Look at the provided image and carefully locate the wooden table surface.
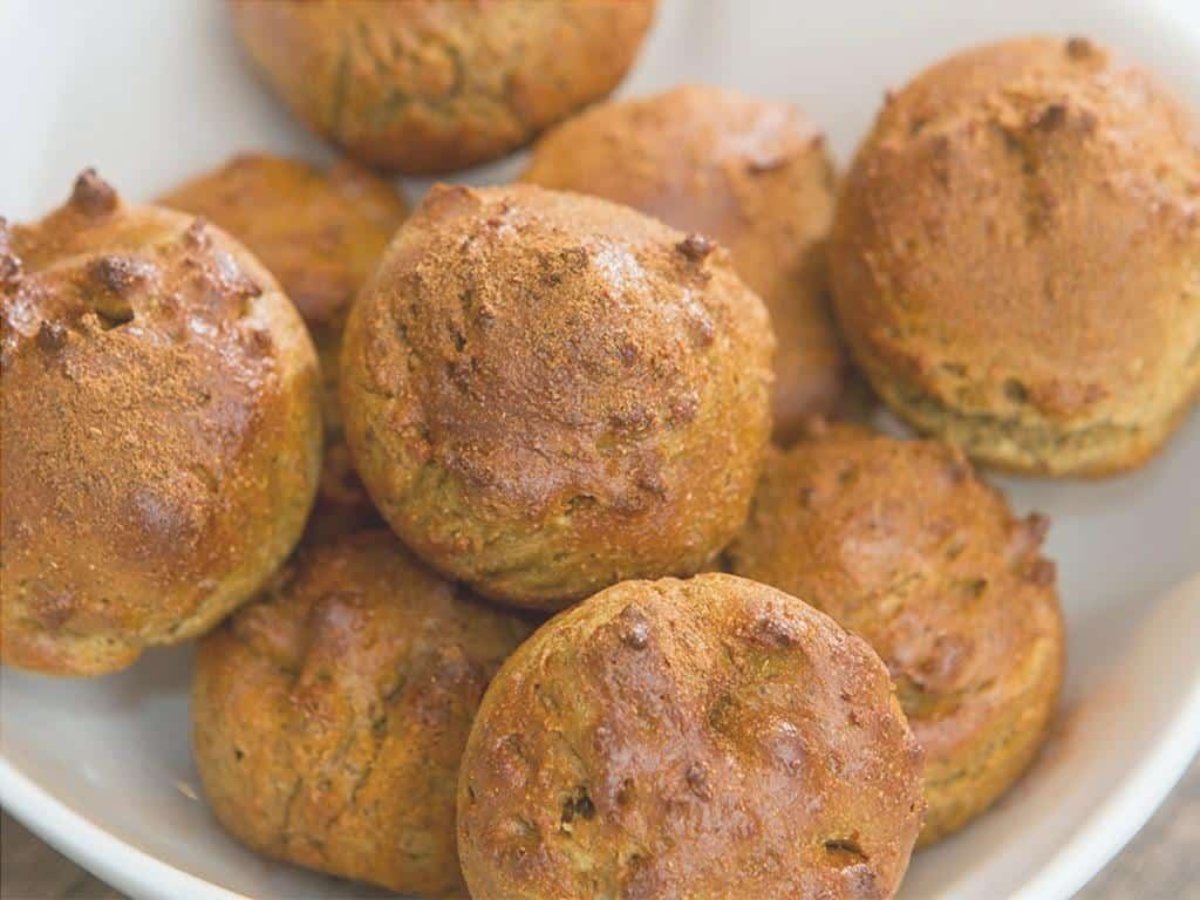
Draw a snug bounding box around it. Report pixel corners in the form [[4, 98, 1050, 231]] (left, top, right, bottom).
[[2, 757, 1196, 899]]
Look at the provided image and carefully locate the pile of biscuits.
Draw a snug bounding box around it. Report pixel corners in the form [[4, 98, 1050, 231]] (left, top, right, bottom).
[[2, 2, 1197, 897]]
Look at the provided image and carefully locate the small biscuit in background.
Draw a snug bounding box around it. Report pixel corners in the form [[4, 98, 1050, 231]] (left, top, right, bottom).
[[161, 153, 409, 539], [728, 424, 1064, 845], [457, 573, 925, 899], [228, 0, 658, 174], [192, 530, 534, 896], [830, 36, 1200, 475], [523, 84, 850, 442], [1, 171, 322, 675], [341, 183, 774, 608]]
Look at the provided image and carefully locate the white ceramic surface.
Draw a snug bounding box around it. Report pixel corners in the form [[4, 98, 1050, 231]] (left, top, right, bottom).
[[1, 1, 1198, 898]]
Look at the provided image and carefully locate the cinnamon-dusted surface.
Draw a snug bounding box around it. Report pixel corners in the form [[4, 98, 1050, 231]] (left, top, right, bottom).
[[728, 424, 1065, 845], [192, 530, 533, 896], [0, 171, 322, 676], [523, 84, 849, 441], [457, 573, 925, 899], [161, 153, 408, 540], [228, 0, 657, 175], [830, 37, 1200, 475], [340, 184, 774, 608]]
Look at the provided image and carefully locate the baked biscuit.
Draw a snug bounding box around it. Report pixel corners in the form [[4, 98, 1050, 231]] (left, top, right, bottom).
[[192, 529, 533, 895], [524, 84, 848, 440], [0, 171, 322, 675], [457, 573, 925, 899], [340, 184, 774, 608], [728, 424, 1064, 844], [830, 37, 1200, 474], [229, 0, 657, 174]]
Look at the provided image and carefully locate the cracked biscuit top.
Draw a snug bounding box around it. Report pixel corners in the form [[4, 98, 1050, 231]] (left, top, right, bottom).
[[228, 0, 658, 174], [192, 529, 534, 896], [457, 573, 925, 900], [830, 37, 1200, 474], [0, 171, 322, 675], [728, 423, 1064, 845], [339, 183, 775, 608]]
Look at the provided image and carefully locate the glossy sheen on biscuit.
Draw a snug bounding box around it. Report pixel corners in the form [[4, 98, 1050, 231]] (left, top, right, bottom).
[[161, 153, 409, 539], [457, 573, 925, 899], [229, 0, 657, 174], [192, 530, 533, 896], [523, 84, 848, 441], [0, 171, 322, 676], [830, 37, 1200, 475], [728, 425, 1064, 845], [340, 184, 775, 608]]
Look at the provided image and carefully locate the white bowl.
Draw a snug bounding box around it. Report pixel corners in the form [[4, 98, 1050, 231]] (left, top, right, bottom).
[[1, 1, 1198, 898]]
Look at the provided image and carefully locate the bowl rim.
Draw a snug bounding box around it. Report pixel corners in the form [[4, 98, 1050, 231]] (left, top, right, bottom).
[[1007, 575, 1200, 900], [0, 756, 245, 900]]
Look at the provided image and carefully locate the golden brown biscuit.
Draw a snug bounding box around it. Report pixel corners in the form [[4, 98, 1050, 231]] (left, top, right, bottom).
[[193, 529, 533, 895], [523, 84, 849, 441], [728, 424, 1064, 845], [830, 37, 1200, 475], [228, 0, 657, 175], [457, 573, 925, 899], [341, 183, 774, 609], [0, 171, 322, 676], [160, 153, 409, 538]]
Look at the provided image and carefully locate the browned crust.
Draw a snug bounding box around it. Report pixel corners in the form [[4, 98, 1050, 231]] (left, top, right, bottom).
[[160, 152, 409, 539], [340, 183, 774, 608], [523, 83, 849, 440], [0, 171, 322, 675], [193, 530, 535, 895], [457, 573, 925, 899], [728, 424, 1065, 844], [830, 36, 1200, 475], [228, 0, 658, 174]]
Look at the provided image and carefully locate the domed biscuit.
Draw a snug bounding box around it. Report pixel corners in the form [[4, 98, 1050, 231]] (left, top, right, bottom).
[[728, 424, 1064, 844], [193, 530, 534, 895], [457, 573, 925, 899], [161, 153, 409, 538], [830, 37, 1200, 474], [523, 84, 848, 441], [340, 184, 774, 608], [0, 171, 322, 675], [229, 0, 657, 174]]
